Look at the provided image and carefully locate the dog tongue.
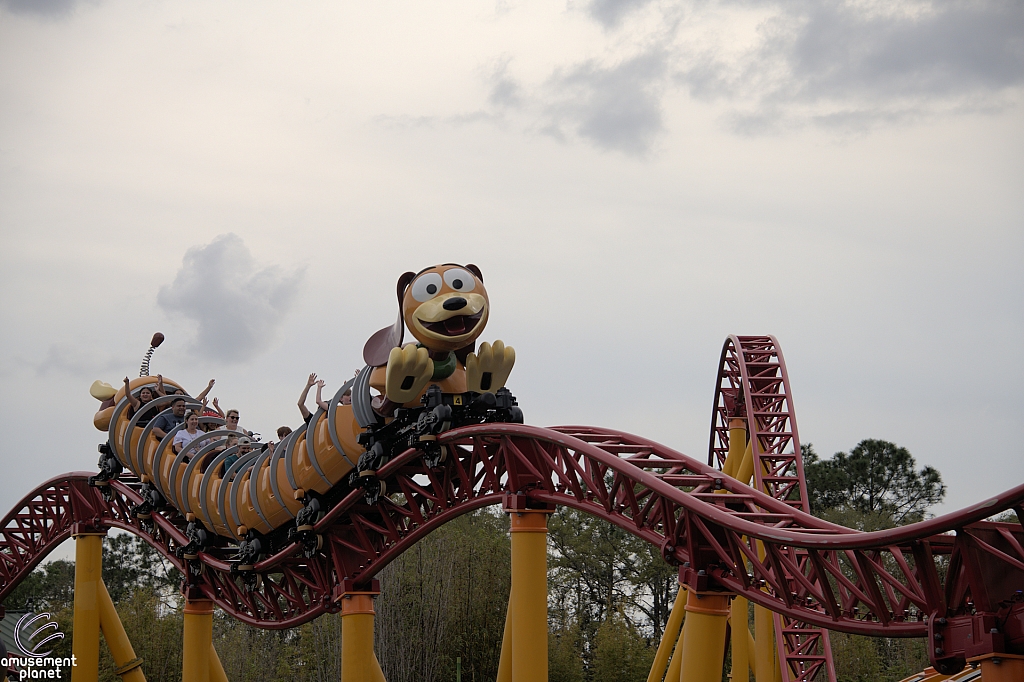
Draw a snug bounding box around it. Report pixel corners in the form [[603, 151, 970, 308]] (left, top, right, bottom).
[[444, 316, 467, 334]]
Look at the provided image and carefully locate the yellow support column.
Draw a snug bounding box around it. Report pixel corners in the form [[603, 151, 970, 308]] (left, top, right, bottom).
[[96, 580, 145, 681], [734, 439, 755, 492], [746, 626, 758, 679], [664, 623, 684, 682], [753, 601, 776, 682], [678, 590, 731, 682], [730, 596, 749, 682], [339, 586, 386, 682], [182, 598, 214, 682], [647, 587, 686, 682], [722, 418, 748, 479], [496, 601, 512, 682], [72, 531, 105, 682], [210, 644, 229, 682], [505, 499, 553, 682]]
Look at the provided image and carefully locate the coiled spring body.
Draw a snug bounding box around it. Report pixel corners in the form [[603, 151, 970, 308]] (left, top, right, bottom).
[[93, 364, 475, 541]]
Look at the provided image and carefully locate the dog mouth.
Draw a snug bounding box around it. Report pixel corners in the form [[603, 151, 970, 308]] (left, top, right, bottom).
[[420, 312, 483, 337]]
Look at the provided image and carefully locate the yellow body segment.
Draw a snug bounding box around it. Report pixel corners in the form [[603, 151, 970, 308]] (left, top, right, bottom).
[[210, 644, 229, 682], [92, 266, 510, 546], [664, 624, 684, 682]]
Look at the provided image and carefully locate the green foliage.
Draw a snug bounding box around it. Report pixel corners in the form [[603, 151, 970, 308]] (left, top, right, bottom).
[[803, 438, 944, 681], [550, 620, 585, 682], [547, 506, 673, 679], [295, 611, 343, 682], [589, 611, 654, 682], [101, 533, 181, 602], [375, 509, 512, 682], [98, 588, 183, 682], [4, 558, 76, 613], [827, 631, 929, 682], [803, 440, 945, 525], [213, 615, 298, 681]]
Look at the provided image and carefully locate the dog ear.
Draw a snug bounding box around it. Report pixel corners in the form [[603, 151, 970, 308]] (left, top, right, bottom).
[[363, 271, 416, 367], [465, 264, 482, 282], [396, 270, 416, 304]]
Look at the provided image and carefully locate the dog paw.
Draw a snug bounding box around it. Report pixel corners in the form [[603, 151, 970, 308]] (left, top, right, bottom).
[[385, 345, 432, 403], [466, 340, 515, 393]]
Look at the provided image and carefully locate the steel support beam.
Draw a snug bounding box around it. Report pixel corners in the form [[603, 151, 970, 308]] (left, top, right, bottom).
[[72, 531, 105, 682], [502, 502, 553, 682], [339, 588, 386, 682], [679, 591, 731, 682], [183, 598, 214, 682], [97, 579, 145, 681], [647, 588, 687, 682]]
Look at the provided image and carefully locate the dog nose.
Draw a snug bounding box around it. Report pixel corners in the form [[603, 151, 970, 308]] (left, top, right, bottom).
[[443, 297, 467, 311]]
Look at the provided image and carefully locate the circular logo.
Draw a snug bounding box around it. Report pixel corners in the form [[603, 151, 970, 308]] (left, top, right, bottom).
[[14, 613, 65, 658]]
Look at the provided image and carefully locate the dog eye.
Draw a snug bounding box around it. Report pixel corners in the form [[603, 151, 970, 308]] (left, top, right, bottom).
[[411, 273, 444, 302], [443, 268, 475, 293]]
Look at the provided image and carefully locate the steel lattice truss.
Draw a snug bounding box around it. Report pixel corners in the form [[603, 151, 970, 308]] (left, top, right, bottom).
[[1, 427, 1022, 677], [710, 335, 830, 681], [1, 335, 1022, 679]]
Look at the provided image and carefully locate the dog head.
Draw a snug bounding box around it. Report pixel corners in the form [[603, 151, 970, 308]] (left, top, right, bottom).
[[363, 264, 487, 366]]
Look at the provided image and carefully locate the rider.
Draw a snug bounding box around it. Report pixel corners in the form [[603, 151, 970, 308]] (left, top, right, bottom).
[[151, 397, 187, 440]]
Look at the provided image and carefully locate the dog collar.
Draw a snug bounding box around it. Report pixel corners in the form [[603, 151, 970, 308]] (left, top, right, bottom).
[[421, 347, 457, 381]]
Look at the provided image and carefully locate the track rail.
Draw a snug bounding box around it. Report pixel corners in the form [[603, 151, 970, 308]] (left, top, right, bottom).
[[1, 426, 1022, 675], [710, 335, 829, 681]]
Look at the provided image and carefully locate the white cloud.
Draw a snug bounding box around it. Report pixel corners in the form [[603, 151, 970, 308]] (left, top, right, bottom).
[[157, 234, 304, 364]]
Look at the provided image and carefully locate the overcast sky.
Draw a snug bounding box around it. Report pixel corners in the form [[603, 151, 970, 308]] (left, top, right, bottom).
[[1, 1, 1021, 531]]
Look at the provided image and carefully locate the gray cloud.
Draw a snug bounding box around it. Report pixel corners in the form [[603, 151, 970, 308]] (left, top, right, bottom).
[[786, 1, 1024, 99], [157, 234, 304, 364], [489, 60, 524, 109], [542, 50, 668, 155], [382, 0, 1021, 149], [0, 0, 86, 18], [679, 0, 1024, 130], [585, 0, 656, 29]]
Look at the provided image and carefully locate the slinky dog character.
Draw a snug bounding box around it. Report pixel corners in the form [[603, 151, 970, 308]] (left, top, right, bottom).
[[88, 264, 519, 564], [363, 263, 515, 412]]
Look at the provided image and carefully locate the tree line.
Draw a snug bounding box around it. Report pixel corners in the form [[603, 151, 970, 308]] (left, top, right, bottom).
[[3, 439, 948, 682]]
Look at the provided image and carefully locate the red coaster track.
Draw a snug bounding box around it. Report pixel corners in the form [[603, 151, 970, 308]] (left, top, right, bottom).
[[1, 339, 1021, 678]]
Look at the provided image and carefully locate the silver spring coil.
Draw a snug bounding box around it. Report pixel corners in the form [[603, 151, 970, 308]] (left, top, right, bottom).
[[139, 346, 156, 377]]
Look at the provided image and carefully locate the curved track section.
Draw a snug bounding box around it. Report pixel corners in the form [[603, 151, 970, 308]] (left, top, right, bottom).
[[2, 426, 1022, 674], [710, 334, 807, 509], [710, 335, 824, 680]]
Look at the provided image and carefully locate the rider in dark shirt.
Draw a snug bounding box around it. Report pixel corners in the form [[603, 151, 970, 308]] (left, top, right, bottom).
[[124, 379, 159, 427], [151, 398, 187, 440]]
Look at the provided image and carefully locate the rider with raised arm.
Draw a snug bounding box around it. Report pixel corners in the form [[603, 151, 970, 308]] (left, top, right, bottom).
[[297, 373, 320, 424], [123, 377, 159, 427]]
